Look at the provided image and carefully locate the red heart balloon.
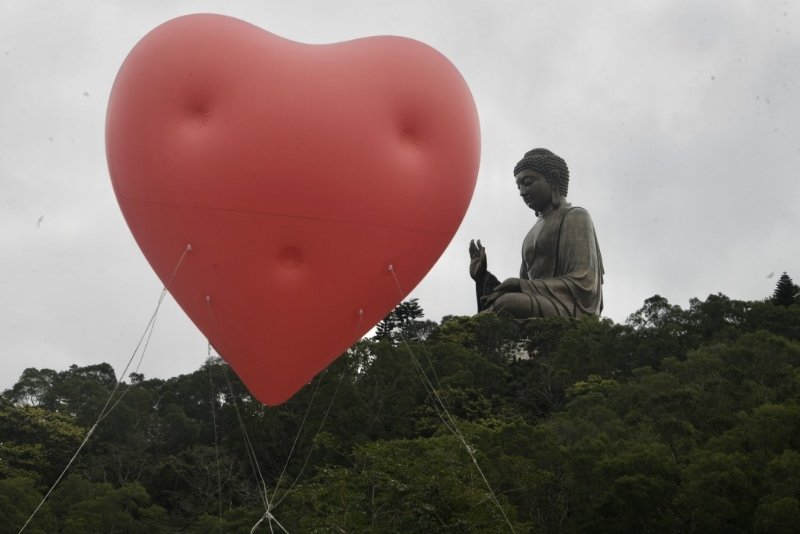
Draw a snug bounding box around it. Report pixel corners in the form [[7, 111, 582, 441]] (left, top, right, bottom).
[[106, 14, 480, 405]]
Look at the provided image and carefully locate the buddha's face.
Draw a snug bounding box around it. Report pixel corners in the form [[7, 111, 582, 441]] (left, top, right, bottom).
[[516, 169, 552, 212]]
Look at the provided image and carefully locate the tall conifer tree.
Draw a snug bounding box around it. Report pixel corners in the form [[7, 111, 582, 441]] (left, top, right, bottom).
[[772, 272, 800, 307]]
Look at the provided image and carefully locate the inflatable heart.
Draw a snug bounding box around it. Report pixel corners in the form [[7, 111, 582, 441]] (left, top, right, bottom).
[[106, 14, 480, 405]]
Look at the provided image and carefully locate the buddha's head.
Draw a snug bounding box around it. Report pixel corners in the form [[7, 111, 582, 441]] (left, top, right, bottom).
[[513, 148, 569, 214]]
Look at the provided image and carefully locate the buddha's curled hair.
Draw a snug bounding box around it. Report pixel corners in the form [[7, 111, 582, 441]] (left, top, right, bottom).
[[513, 148, 569, 197]]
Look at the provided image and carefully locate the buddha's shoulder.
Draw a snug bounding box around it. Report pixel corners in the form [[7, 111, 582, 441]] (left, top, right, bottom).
[[560, 204, 591, 216], [561, 206, 596, 225]]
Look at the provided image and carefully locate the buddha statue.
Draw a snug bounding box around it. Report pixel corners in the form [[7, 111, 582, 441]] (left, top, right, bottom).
[[469, 148, 604, 319]]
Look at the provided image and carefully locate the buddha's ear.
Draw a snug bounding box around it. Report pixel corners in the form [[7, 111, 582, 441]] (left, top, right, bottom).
[[551, 187, 561, 208], [549, 170, 561, 207]]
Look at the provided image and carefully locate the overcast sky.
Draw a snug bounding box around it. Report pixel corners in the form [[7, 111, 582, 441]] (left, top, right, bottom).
[[2, 0, 799, 393]]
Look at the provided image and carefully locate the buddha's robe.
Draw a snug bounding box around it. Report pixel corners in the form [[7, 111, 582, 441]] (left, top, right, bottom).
[[475, 203, 604, 318]]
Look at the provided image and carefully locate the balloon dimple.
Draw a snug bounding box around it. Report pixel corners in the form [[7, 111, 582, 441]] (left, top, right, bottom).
[[186, 101, 210, 129], [278, 246, 303, 270], [399, 126, 421, 149]]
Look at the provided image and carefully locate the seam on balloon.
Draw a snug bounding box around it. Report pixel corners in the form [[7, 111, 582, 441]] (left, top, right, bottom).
[[118, 195, 456, 235]]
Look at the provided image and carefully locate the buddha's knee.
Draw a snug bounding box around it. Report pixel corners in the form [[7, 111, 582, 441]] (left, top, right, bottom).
[[488, 293, 535, 319]]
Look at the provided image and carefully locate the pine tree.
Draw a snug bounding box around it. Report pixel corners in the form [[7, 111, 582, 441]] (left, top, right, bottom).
[[373, 311, 397, 342], [393, 298, 424, 325], [771, 272, 800, 307], [372, 299, 425, 343]]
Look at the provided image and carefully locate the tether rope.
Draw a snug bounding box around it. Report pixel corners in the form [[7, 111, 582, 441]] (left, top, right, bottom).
[[208, 344, 223, 533], [388, 265, 517, 534], [205, 298, 275, 528], [18, 244, 192, 534], [204, 299, 366, 532], [271, 309, 363, 511]]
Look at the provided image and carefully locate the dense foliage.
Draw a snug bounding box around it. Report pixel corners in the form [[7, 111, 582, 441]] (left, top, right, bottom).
[[3, 291, 800, 533]]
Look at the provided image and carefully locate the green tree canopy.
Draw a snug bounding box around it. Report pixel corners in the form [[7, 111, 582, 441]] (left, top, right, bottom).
[[3, 292, 800, 532]]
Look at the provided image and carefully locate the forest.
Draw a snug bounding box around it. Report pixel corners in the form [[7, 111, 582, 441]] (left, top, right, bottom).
[[2, 274, 800, 533]]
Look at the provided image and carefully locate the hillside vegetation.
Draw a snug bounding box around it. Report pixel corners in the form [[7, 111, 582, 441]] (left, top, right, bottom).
[[3, 293, 800, 533]]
